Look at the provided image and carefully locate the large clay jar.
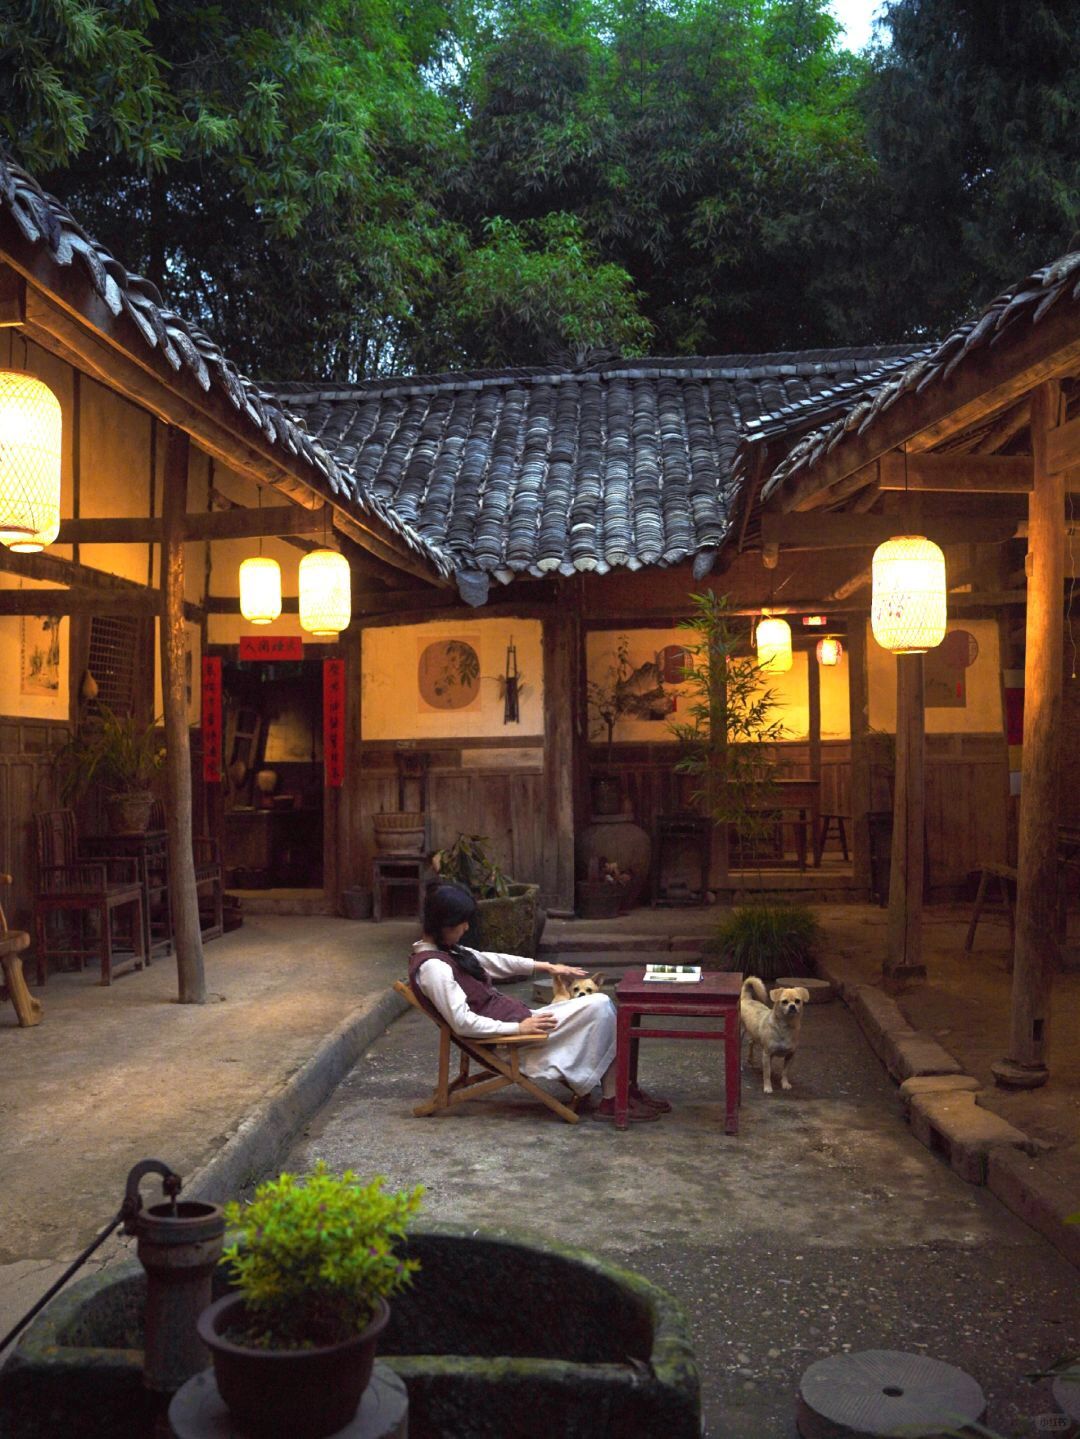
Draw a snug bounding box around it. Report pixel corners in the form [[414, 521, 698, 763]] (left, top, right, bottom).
[[577, 814, 652, 910]]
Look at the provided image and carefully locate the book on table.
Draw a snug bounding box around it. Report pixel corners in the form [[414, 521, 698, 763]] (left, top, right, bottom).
[[642, 964, 702, 983]]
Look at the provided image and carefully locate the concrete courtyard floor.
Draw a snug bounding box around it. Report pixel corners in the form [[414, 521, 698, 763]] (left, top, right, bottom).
[[1, 900, 1078, 1436]]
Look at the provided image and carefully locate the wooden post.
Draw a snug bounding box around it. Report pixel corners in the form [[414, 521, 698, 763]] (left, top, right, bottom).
[[885, 653, 927, 984], [847, 620, 872, 894], [993, 382, 1063, 1089], [542, 605, 578, 913], [160, 425, 206, 1003], [807, 646, 822, 865]]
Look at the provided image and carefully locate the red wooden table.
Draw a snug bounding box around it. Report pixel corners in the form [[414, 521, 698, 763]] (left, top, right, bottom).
[[614, 968, 743, 1133]]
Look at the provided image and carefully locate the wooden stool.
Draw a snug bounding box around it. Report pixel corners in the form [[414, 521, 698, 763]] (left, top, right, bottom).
[[1, 874, 42, 1027], [965, 862, 1016, 959], [372, 855, 428, 922], [816, 813, 849, 864]]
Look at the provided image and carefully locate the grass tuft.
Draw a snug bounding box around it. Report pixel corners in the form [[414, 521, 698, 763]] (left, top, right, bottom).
[[704, 903, 819, 982]]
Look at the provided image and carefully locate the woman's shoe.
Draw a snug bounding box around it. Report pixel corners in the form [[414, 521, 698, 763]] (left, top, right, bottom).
[[630, 1084, 672, 1113], [590, 1096, 661, 1123]]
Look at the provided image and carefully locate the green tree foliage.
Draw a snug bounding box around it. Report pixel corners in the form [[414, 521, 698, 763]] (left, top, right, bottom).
[[863, 0, 1080, 338]]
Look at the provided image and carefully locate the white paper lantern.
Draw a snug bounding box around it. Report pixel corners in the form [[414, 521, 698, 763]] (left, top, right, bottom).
[[0, 372, 62, 552], [816, 636, 843, 667], [239, 555, 282, 625], [871, 535, 947, 654], [299, 549, 351, 637], [756, 614, 793, 674]]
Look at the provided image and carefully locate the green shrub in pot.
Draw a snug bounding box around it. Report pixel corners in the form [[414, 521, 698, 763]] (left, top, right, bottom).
[[704, 903, 819, 984]]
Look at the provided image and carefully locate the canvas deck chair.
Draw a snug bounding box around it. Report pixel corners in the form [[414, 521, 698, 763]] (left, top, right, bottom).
[[393, 981, 579, 1124]]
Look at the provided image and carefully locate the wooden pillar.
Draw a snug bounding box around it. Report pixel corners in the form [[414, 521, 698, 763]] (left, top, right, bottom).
[[808, 645, 822, 864], [160, 425, 206, 1004], [542, 603, 578, 913], [337, 628, 364, 897], [846, 620, 872, 894], [885, 652, 927, 984], [994, 382, 1062, 1089]]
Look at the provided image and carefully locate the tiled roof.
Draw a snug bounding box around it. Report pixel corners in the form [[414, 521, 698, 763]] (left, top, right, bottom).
[[0, 155, 454, 579], [272, 346, 920, 592], [763, 252, 1080, 504]]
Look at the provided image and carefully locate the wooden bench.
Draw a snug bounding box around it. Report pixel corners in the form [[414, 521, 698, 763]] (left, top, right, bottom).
[[393, 980, 579, 1124], [964, 862, 1016, 964], [1, 873, 42, 1027], [815, 813, 849, 864]]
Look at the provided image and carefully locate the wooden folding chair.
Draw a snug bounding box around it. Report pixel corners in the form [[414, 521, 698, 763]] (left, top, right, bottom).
[[393, 981, 579, 1124]]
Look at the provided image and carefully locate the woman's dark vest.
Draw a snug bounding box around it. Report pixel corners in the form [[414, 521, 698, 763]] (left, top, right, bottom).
[[409, 946, 530, 1026]]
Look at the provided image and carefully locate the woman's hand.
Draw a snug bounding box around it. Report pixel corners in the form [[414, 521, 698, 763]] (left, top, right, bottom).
[[518, 1012, 559, 1035], [537, 961, 588, 978]]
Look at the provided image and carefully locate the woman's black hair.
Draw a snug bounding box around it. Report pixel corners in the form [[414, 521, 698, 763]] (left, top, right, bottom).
[[422, 883, 486, 980]]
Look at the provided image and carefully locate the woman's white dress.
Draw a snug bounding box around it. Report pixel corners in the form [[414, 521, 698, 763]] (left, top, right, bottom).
[[412, 943, 616, 1097]]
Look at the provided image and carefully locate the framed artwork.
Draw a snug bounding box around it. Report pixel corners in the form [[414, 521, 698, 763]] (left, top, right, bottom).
[[418, 638, 481, 712], [926, 629, 979, 708], [21, 615, 61, 695]]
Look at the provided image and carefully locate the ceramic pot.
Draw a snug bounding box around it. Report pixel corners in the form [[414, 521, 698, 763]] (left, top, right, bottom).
[[577, 814, 652, 910], [342, 886, 373, 921], [197, 1293, 389, 1439], [104, 791, 154, 835]]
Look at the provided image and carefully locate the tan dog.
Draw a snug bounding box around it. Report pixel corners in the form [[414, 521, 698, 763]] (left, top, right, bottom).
[[550, 972, 605, 1004], [740, 976, 810, 1094]]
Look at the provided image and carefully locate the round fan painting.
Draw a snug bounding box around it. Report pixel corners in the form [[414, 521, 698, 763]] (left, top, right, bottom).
[[418, 640, 481, 710]]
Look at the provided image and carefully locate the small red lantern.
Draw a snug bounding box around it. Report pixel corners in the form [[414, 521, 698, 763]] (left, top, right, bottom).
[[816, 637, 843, 667]]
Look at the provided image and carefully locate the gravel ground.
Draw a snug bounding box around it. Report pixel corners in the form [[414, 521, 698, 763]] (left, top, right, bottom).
[[280, 982, 1080, 1438]]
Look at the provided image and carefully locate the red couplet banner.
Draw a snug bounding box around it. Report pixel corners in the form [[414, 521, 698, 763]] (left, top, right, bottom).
[[201, 656, 223, 784], [323, 658, 345, 788], [238, 635, 304, 662]]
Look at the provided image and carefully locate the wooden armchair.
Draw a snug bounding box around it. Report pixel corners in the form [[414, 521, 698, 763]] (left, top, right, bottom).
[[33, 810, 145, 986], [393, 981, 579, 1124], [149, 801, 224, 943], [1, 873, 42, 1026]]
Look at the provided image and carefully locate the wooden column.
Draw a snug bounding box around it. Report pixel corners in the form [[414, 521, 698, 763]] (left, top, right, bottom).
[[542, 604, 578, 913], [846, 620, 872, 894], [160, 426, 206, 1004], [994, 382, 1063, 1088], [808, 646, 822, 864], [885, 653, 927, 984], [337, 628, 364, 899]]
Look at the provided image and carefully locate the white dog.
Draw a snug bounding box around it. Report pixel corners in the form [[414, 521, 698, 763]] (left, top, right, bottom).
[[740, 977, 810, 1094]]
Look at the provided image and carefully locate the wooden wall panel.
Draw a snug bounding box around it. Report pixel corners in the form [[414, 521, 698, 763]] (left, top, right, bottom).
[[925, 735, 1008, 886], [0, 719, 69, 932]]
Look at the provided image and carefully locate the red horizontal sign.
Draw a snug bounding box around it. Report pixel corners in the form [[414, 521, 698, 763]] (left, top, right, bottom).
[[239, 635, 304, 662]]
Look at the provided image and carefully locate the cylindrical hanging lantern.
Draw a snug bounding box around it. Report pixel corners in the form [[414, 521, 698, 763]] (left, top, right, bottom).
[[871, 535, 947, 654], [239, 555, 282, 625], [816, 636, 843, 667], [756, 614, 793, 674], [299, 549, 351, 638], [0, 371, 62, 552]]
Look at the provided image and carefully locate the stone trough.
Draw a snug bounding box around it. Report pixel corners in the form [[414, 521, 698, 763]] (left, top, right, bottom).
[[0, 1223, 700, 1439]]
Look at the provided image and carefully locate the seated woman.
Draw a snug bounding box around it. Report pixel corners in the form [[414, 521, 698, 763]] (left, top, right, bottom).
[[410, 883, 668, 1122]]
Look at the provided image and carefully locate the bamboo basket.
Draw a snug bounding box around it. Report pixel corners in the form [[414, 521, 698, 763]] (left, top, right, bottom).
[[373, 811, 426, 855]]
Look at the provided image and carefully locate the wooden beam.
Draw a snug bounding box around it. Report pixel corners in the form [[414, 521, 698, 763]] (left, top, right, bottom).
[[0, 267, 26, 327], [0, 548, 202, 621], [0, 588, 157, 616], [1045, 411, 1080, 477], [994, 381, 1062, 1088], [55, 504, 333, 546], [203, 594, 299, 615], [878, 452, 1032, 494], [159, 426, 206, 1004], [846, 621, 872, 894], [885, 653, 927, 984], [774, 295, 1080, 509], [761, 511, 1022, 551]]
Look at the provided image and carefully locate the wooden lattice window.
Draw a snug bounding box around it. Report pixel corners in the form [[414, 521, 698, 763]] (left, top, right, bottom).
[[86, 614, 141, 716]]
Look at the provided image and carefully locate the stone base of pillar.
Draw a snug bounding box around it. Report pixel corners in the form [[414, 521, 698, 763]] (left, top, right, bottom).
[[991, 1057, 1049, 1090], [882, 963, 927, 993]]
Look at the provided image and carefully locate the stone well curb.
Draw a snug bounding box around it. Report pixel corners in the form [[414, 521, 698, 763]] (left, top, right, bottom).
[[183, 986, 409, 1204], [816, 956, 1078, 1271]]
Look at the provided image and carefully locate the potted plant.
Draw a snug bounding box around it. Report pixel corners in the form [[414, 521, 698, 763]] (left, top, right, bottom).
[[704, 902, 820, 983], [197, 1163, 423, 1439], [58, 706, 165, 833], [431, 832, 545, 955]]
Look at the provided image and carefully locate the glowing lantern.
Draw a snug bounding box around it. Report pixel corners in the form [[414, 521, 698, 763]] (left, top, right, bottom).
[[871, 535, 947, 654], [299, 549, 351, 637], [0, 371, 62, 552], [239, 555, 282, 625], [756, 614, 793, 674], [816, 637, 843, 667]]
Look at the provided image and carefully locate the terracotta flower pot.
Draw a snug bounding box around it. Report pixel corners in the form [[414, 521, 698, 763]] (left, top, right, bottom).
[[104, 791, 155, 835], [197, 1293, 389, 1439]]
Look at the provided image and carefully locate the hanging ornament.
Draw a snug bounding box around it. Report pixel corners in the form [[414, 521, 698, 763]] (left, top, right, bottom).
[[503, 636, 520, 724], [299, 549, 351, 638], [239, 555, 282, 625], [871, 535, 947, 654], [0, 371, 62, 552], [756, 613, 793, 674], [816, 636, 843, 667]]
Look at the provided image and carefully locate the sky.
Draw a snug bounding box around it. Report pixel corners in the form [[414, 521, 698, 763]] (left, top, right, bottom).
[[828, 0, 886, 51]]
